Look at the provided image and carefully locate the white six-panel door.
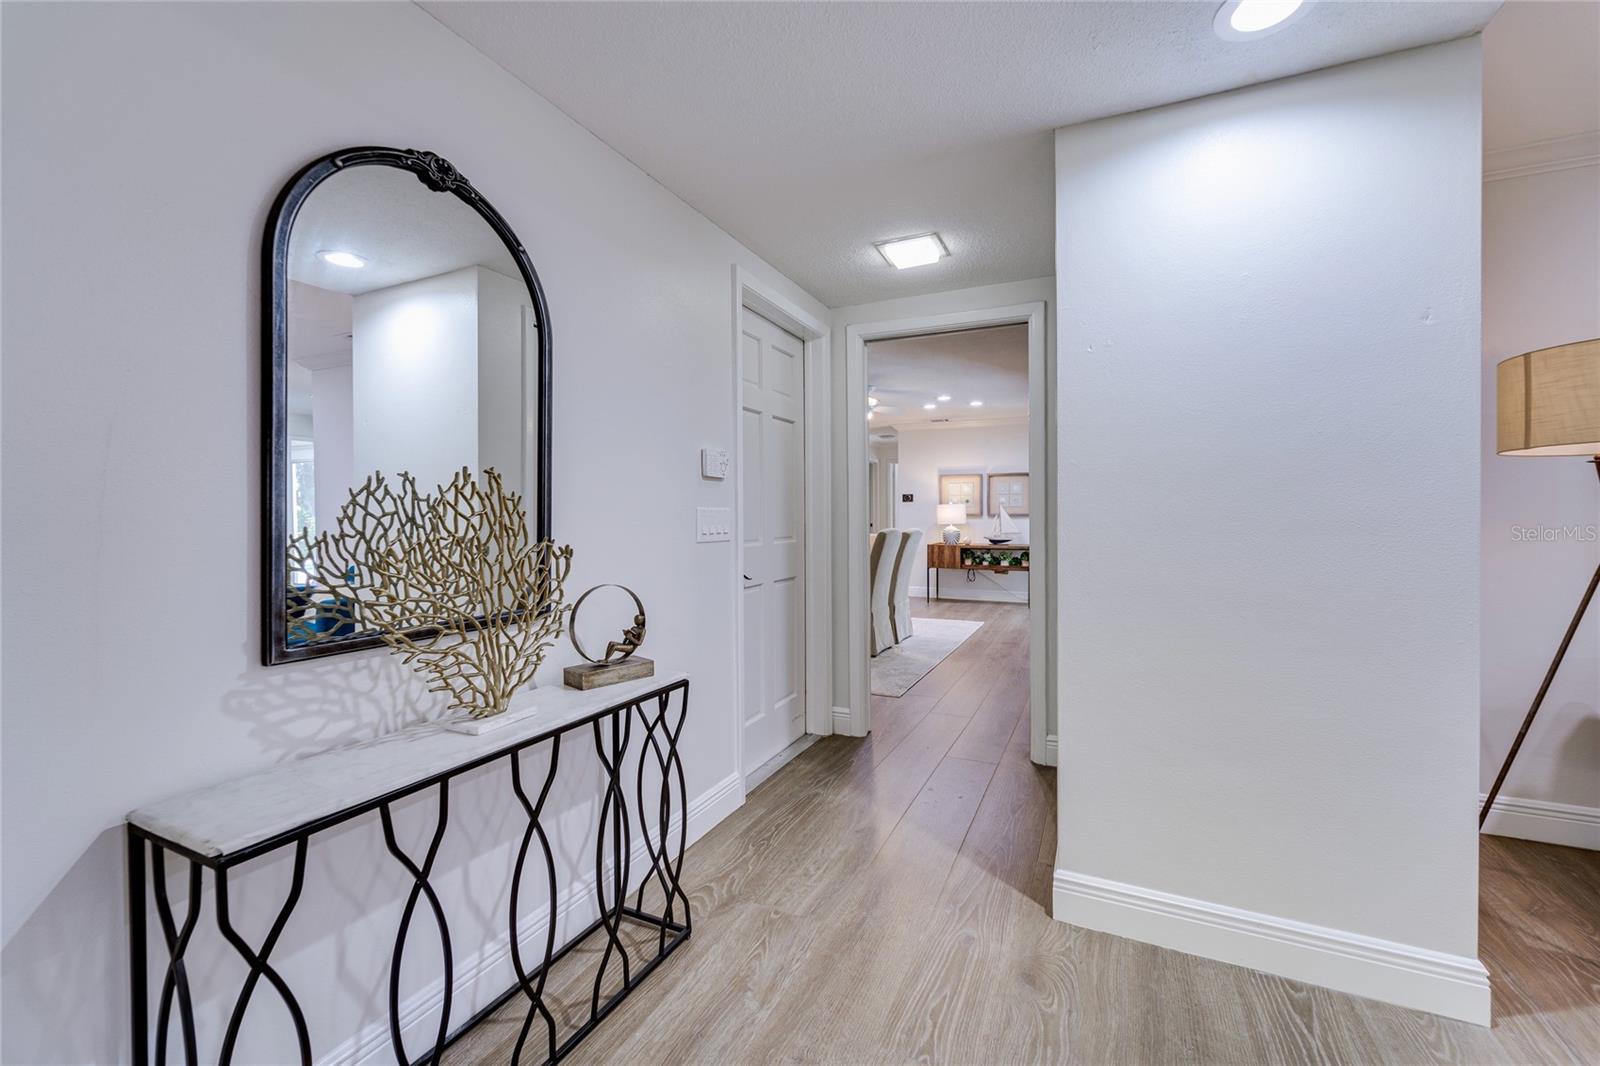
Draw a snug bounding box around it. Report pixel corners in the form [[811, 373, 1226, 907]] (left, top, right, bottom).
[[740, 308, 806, 779]]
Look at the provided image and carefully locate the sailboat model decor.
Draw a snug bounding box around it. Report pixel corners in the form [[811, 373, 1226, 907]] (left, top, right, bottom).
[[986, 505, 1019, 545]]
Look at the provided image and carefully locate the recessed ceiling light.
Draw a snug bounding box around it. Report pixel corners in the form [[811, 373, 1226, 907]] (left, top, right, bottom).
[[1214, 0, 1308, 40], [318, 249, 367, 269], [922, 402, 937, 410], [875, 232, 950, 270], [936, 394, 952, 402], [969, 400, 984, 407], [867, 396, 879, 407]]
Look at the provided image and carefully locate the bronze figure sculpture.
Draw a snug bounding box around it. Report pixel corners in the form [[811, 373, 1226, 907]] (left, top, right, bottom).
[[565, 583, 653, 689]]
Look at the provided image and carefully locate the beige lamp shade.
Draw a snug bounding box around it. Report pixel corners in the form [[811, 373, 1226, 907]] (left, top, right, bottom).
[[1497, 339, 1600, 456], [936, 503, 968, 526]]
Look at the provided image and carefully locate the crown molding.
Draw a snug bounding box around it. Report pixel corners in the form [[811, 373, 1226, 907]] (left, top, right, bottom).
[[883, 414, 1031, 432], [1484, 131, 1600, 183]]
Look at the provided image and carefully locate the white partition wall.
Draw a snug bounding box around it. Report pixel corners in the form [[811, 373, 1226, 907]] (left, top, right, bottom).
[[353, 267, 482, 490], [1052, 40, 1487, 1022], [351, 264, 530, 495], [310, 364, 355, 536], [476, 266, 537, 502]]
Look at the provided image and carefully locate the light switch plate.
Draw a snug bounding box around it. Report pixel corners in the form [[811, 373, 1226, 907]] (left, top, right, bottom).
[[700, 447, 730, 480], [696, 506, 733, 543]]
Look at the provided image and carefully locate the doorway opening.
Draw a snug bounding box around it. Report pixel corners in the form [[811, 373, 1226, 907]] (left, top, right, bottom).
[[845, 302, 1051, 765], [865, 323, 1034, 755]]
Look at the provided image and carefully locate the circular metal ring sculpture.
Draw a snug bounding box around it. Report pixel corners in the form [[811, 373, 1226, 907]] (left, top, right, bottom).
[[569, 584, 647, 664]]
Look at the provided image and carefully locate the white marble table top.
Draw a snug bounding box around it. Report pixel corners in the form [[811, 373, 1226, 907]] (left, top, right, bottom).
[[128, 670, 688, 861]]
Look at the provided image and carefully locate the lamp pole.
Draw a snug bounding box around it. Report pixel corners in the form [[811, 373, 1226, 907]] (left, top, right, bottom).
[[1480, 457, 1600, 828]]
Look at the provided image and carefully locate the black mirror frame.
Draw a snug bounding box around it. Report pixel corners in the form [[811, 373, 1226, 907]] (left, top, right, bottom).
[[262, 147, 553, 666]]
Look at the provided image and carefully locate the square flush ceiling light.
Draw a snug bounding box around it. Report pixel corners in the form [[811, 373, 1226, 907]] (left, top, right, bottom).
[[875, 232, 949, 270]]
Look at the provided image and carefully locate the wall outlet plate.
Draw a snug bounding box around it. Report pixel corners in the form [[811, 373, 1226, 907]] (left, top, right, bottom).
[[696, 506, 732, 543], [901, 493, 914, 503], [701, 447, 730, 479]]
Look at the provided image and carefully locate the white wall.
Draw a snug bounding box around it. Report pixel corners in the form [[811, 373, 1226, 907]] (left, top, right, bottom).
[[0, 4, 826, 1062], [831, 277, 1055, 710], [353, 266, 482, 491], [868, 438, 898, 533], [310, 363, 355, 538], [476, 266, 535, 504], [1053, 40, 1487, 1022], [352, 262, 533, 502], [1481, 159, 1600, 840], [895, 421, 1031, 602]]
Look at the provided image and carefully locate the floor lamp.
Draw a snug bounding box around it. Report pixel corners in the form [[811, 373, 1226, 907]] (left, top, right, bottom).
[[1482, 338, 1600, 827]]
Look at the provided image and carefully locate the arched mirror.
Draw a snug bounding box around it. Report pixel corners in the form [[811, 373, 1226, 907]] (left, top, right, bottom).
[[263, 147, 552, 664]]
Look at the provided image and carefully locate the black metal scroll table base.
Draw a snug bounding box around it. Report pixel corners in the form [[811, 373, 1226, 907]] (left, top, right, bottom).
[[127, 676, 691, 1066]]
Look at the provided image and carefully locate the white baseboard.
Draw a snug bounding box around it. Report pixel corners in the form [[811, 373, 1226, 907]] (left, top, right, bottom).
[[1052, 869, 1490, 1025], [1030, 732, 1059, 766], [746, 733, 820, 792], [692, 770, 746, 836], [323, 770, 744, 1066], [832, 704, 859, 736], [1480, 793, 1600, 851]]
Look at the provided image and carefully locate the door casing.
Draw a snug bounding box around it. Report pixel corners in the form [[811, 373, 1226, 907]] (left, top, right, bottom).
[[731, 267, 832, 798], [844, 302, 1055, 765]]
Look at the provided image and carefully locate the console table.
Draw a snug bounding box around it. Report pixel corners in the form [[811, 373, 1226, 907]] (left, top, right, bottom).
[[926, 543, 1031, 603], [127, 672, 691, 1066]]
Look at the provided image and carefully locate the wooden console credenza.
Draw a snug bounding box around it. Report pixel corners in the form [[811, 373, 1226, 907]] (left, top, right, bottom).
[[926, 543, 1031, 602], [126, 672, 691, 1065]]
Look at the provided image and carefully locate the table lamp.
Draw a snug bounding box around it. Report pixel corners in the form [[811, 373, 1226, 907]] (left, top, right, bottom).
[[936, 502, 967, 545], [1483, 338, 1600, 826]]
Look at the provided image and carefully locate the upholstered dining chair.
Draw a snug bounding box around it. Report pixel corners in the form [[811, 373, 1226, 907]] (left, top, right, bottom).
[[889, 529, 923, 644], [869, 529, 898, 656]]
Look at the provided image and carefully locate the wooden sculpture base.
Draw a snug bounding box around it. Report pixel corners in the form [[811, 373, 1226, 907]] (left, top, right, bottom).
[[564, 656, 655, 690]]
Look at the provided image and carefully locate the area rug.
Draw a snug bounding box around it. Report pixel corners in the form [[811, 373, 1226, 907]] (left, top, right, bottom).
[[871, 618, 984, 697]]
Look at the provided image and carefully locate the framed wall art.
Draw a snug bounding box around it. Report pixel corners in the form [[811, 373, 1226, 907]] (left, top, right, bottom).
[[939, 472, 983, 517], [988, 472, 1029, 517]]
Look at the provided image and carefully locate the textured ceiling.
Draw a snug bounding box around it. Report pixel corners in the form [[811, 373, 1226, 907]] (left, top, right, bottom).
[[289, 164, 518, 296], [868, 324, 1028, 429], [286, 164, 528, 411], [426, 1, 1498, 306]]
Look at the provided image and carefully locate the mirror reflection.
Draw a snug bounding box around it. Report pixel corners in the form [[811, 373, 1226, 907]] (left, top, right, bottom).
[[282, 163, 541, 650]]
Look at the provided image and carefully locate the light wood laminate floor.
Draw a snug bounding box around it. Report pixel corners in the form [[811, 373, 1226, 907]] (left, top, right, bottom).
[[456, 599, 1600, 1064]]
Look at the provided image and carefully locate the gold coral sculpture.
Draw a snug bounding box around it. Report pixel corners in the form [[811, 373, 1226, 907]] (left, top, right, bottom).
[[287, 467, 573, 718]]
